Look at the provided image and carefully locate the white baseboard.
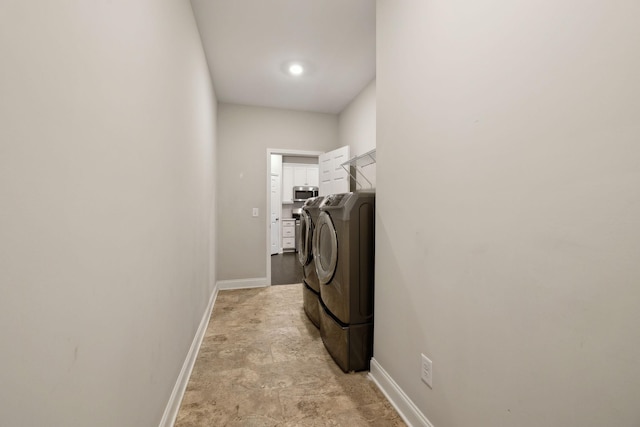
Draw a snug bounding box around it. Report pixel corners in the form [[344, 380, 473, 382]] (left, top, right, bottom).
[[369, 358, 434, 427], [217, 277, 269, 290], [159, 285, 218, 427]]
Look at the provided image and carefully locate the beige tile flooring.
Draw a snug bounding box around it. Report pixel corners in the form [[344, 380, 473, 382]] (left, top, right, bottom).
[[175, 284, 406, 426]]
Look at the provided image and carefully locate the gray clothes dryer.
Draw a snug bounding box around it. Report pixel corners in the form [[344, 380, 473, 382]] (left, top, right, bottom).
[[313, 191, 375, 372], [298, 196, 324, 328]]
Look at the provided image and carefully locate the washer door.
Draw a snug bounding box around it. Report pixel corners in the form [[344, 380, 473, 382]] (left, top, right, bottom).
[[313, 211, 338, 285], [297, 210, 312, 266]]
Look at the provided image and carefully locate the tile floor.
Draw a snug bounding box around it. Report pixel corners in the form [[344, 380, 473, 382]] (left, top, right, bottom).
[[175, 284, 406, 426]]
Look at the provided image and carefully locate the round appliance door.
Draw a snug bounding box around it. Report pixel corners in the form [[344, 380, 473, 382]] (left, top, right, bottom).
[[297, 210, 312, 266], [313, 211, 338, 285]]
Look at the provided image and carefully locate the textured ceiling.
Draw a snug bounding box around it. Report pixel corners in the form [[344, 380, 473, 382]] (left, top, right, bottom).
[[190, 0, 376, 114]]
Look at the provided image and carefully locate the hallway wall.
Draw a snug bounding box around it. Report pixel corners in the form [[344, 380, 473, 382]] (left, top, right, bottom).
[[338, 79, 376, 190], [216, 103, 338, 283], [375, 0, 640, 426], [339, 79, 376, 158], [0, 1, 217, 426]]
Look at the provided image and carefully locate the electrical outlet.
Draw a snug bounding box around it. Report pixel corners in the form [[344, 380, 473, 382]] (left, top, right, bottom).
[[421, 354, 433, 388]]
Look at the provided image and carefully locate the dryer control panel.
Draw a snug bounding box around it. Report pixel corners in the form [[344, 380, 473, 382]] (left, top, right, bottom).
[[321, 193, 350, 207]]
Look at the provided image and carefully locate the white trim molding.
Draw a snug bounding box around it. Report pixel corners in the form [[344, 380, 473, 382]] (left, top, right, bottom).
[[217, 277, 269, 290], [159, 286, 219, 427], [369, 358, 434, 427]]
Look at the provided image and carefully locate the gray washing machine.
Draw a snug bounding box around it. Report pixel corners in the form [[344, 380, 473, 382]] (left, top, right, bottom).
[[298, 196, 324, 328], [313, 191, 375, 372]]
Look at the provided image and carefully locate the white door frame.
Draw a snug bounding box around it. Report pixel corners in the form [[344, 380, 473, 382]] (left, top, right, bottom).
[[266, 148, 323, 285]]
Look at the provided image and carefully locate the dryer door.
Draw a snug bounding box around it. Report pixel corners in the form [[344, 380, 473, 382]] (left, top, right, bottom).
[[313, 211, 338, 285], [297, 210, 312, 266]]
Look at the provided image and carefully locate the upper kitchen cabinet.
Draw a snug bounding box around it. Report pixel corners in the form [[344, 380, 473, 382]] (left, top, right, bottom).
[[294, 165, 319, 187]]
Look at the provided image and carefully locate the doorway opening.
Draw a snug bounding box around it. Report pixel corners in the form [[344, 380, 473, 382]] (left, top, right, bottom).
[[266, 148, 323, 286]]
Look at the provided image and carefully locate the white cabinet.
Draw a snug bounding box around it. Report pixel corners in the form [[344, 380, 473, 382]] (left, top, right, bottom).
[[293, 165, 319, 187], [293, 166, 307, 186], [282, 165, 294, 203], [282, 219, 296, 251], [307, 165, 319, 187]]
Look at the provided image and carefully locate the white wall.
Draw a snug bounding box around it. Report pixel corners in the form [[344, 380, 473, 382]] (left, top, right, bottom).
[[375, 1, 640, 426], [0, 1, 217, 426], [339, 79, 376, 156], [339, 79, 376, 190], [216, 104, 339, 282]]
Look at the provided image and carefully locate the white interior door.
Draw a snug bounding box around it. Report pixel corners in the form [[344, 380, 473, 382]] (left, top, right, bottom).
[[319, 153, 332, 196], [331, 146, 350, 193], [319, 145, 350, 196], [270, 174, 281, 255]]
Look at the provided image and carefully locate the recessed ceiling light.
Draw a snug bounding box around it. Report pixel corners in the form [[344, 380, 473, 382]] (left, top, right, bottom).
[[288, 63, 304, 76]]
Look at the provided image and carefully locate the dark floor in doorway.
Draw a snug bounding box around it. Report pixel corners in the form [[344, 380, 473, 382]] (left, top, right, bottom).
[[271, 252, 303, 285]]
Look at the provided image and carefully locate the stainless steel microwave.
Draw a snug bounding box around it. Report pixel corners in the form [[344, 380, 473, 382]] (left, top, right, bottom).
[[293, 186, 318, 202]]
